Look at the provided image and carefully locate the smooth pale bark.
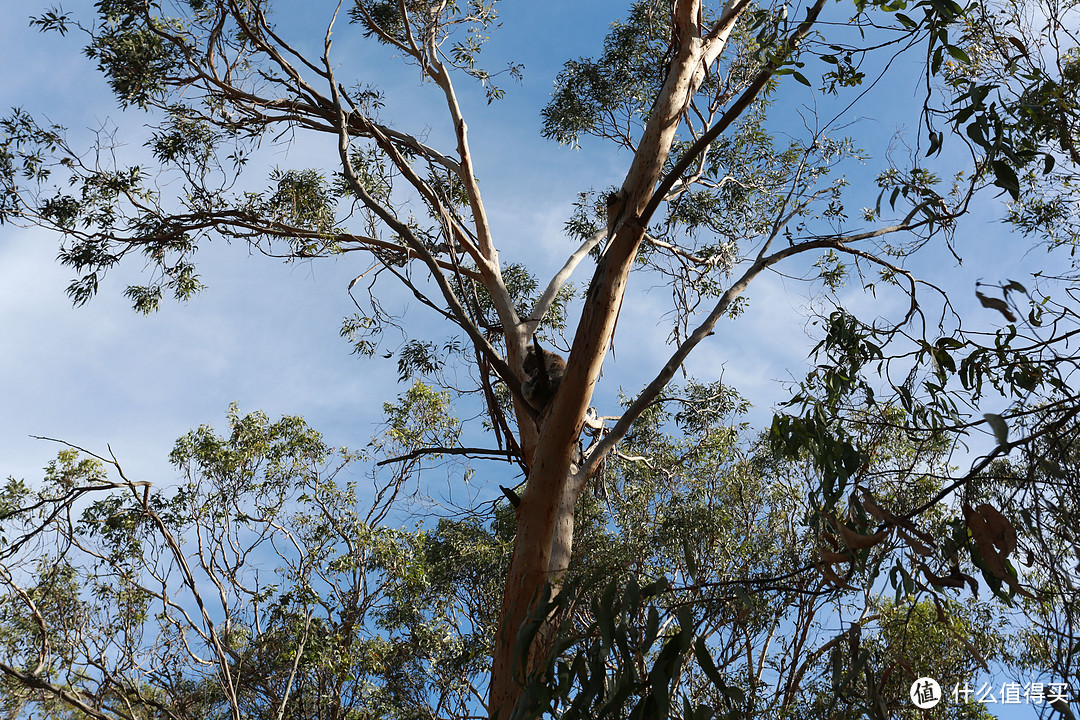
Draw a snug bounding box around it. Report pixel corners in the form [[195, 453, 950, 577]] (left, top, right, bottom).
[[487, 2, 734, 716]]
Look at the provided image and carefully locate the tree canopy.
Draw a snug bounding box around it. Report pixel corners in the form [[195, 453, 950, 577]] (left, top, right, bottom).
[[1, 0, 1079, 718]]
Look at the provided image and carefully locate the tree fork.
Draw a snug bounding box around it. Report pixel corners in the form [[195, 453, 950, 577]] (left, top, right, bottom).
[[487, 2, 716, 716]]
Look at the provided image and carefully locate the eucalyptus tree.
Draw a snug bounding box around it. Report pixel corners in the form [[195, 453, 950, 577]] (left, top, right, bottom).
[[2, 0, 1079, 718], [0, 396, 1019, 720]]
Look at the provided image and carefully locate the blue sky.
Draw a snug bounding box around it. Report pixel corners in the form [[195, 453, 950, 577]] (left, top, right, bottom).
[[0, 1, 1063, 716], [0, 0, 827, 485]]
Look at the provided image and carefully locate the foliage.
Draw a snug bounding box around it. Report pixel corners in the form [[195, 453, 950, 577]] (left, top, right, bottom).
[[0, 394, 1035, 719], [0, 407, 507, 720], [3, 0, 1080, 718]]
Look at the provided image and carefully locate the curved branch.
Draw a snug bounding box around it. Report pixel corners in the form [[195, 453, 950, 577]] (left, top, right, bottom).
[[526, 229, 607, 334], [641, 0, 829, 228], [376, 446, 520, 467], [577, 222, 931, 480], [426, 60, 523, 346], [322, 49, 523, 400]]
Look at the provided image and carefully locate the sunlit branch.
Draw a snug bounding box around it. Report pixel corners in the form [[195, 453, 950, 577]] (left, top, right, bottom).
[[643, 0, 830, 228], [318, 37, 523, 401], [526, 228, 607, 334], [577, 214, 939, 481]]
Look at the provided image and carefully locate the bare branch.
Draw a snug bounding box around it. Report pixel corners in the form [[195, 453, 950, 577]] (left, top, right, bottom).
[[577, 220, 932, 480], [526, 229, 607, 334], [376, 446, 520, 467]]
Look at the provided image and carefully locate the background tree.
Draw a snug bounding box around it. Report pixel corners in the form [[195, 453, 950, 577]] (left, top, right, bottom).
[[0, 398, 1028, 719], [2, 0, 1080, 718]]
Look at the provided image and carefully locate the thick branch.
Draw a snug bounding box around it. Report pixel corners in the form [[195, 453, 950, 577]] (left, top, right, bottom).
[[642, 0, 829, 228], [322, 50, 522, 400], [578, 224, 926, 480], [491, 2, 721, 717]]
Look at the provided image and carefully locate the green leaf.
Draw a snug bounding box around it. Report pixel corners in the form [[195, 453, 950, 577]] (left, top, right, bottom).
[[683, 537, 699, 582], [926, 131, 942, 157], [931, 47, 944, 74], [895, 12, 917, 28], [694, 637, 727, 689], [983, 413, 1009, 446], [991, 160, 1020, 200], [944, 44, 971, 64]]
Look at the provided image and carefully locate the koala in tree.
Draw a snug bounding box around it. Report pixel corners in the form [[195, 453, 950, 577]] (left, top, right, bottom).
[[521, 338, 566, 411], [605, 190, 626, 235]]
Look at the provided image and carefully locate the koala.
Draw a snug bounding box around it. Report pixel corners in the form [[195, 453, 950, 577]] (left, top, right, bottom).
[[521, 341, 566, 411], [605, 190, 626, 235]]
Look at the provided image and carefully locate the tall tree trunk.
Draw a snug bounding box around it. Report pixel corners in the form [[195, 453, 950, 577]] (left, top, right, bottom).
[[487, 2, 717, 716]]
